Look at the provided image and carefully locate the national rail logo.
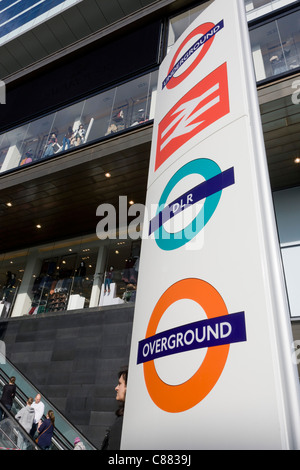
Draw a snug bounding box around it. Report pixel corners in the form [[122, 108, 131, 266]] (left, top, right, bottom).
[[137, 279, 247, 413], [162, 20, 224, 90], [156, 63, 230, 172]]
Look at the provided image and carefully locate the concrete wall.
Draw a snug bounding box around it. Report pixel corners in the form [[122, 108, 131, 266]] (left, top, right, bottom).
[[0, 304, 134, 448]]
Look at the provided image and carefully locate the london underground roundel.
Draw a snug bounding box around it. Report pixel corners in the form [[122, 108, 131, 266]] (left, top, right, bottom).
[[165, 22, 221, 90]]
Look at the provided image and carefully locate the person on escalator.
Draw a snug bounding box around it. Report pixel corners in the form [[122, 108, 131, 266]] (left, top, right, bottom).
[[30, 394, 45, 437], [73, 436, 86, 450], [0, 376, 16, 420], [15, 397, 35, 449], [36, 410, 55, 450]]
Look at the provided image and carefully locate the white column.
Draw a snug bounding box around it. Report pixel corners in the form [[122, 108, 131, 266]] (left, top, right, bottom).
[[11, 249, 42, 317], [0, 145, 21, 173], [252, 44, 266, 82], [89, 245, 107, 307]]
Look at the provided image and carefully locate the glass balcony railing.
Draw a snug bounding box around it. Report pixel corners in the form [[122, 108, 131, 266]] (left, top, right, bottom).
[[0, 70, 158, 174]]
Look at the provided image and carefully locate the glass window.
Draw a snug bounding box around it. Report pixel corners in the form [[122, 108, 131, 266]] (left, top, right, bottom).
[[80, 88, 116, 143], [113, 75, 151, 133], [167, 2, 213, 53], [0, 70, 157, 175], [0, 234, 143, 317], [48, 101, 86, 153], [0, 251, 27, 318], [245, 0, 298, 18], [0, 124, 29, 173], [70, 242, 99, 306], [245, 0, 275, 13], [99, 239, 141, 306], [277, 11, 300, 72], [27, 239, 100, 315], [250, 10, 300, 81], [15, 113, 57, 166]]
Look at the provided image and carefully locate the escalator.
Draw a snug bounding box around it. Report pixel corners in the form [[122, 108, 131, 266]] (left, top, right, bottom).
[[0, 357, 96, 450], [0, 402, 38, 450]]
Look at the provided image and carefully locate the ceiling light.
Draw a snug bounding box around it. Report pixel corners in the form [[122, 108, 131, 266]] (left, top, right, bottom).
[[36, 224, 42, 229], [129, 200, 134, 205], [105, 172, 111, 178], [294, 157, 300, 164], [6, 202, 12, 207]]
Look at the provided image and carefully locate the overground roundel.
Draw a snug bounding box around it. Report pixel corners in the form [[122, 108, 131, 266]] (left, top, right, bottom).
[[154, 158, 222, 251], [166, 22, 215, 90], [143, 279, 230, 413]]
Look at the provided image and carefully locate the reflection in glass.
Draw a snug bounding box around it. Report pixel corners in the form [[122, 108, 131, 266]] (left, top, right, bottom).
[[27, 240, 100, 316], [51, 101, 85, 152], [99, 239, 141, 306], [83, 88, 116, 142], [250, 10, 300, 81], [277, 12, 300, 72], [20, 114, 57, 163]]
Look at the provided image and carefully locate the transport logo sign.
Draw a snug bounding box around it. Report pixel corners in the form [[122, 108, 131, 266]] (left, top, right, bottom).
[[156, 63, 230, 171], [138, 279, 246, 413], [162, 20, 224, 90], [149, 158, 235, 251]]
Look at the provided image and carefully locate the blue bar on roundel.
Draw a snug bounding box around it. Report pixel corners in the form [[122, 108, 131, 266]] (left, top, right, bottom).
[[137, 311, 246, 364], [148, 166, 235, 235]]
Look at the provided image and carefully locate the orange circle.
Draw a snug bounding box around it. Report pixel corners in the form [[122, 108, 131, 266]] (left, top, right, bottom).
[[166, 22, 215, 90], [143, 279, 230, 413]]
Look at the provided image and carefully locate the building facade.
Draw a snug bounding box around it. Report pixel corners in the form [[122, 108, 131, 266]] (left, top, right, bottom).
[[0, 0, 300, 448]]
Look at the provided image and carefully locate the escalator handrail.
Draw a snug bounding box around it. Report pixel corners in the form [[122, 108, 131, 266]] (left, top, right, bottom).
[[0, 357, 97, 450]]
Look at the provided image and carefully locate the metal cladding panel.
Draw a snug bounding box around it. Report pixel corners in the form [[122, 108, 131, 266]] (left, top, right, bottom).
[[0, 0, 83, 45]]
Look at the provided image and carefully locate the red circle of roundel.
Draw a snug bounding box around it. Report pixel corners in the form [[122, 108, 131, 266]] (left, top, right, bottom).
[[166, 22, 215, 90]]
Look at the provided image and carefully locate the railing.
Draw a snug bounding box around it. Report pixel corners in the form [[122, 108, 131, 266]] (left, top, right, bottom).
[[0, 70, 158, 175]]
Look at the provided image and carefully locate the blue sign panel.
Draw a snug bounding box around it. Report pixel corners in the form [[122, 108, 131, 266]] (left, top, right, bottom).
[[0, 0, 76, 40], [137, 311, 246, 365]]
